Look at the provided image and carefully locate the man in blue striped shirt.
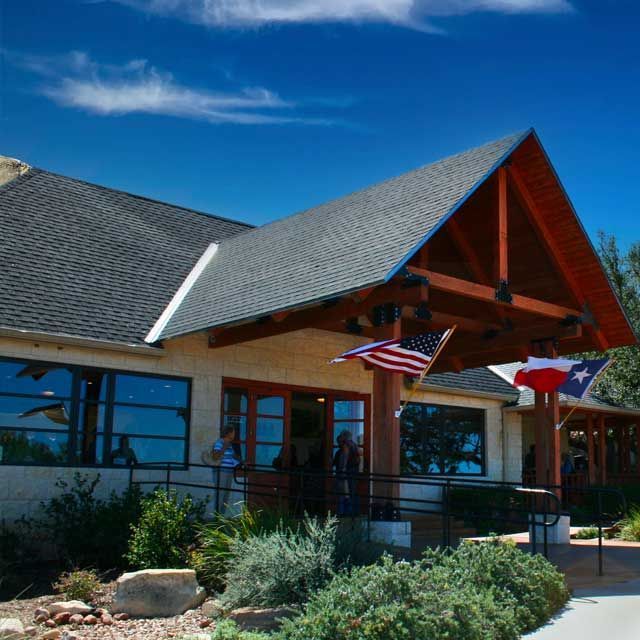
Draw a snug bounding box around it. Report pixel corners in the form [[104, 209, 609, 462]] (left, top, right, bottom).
[[212, 424, 241, 514]]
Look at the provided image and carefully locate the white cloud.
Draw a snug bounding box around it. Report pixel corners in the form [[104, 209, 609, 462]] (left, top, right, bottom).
[[116, 0, 573, 29], [9, 50, 331, 125]]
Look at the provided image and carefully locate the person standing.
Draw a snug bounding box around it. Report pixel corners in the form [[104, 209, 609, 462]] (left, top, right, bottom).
[[212, 425, 241, 514]]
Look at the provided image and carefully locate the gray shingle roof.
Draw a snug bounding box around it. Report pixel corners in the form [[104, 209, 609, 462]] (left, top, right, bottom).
[[0, 168, 251, 345], [159, 131, 529, 339], [423, 367, 520, 399]]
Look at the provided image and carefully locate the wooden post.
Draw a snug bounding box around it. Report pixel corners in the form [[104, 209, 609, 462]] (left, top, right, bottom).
[[497, 166, 508, 285], [598, 414, 607, 485], [547, 391, 561, 491], [586, 414, 596, 485], [623, 422, 631, 474], [372, 319, 402, 501], [534, 391, 547, 486]]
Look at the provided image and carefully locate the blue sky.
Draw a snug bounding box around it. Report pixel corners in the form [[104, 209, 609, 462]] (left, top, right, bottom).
[[1, 1, 639, 247]]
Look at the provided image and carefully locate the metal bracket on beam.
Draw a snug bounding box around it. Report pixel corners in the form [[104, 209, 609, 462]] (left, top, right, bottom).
[[495, 280, 513, 304], [398, 266, 429, 288], [414, 301, 432, 321], [346, 317, 363, 335], [372, 303, 402, 326]]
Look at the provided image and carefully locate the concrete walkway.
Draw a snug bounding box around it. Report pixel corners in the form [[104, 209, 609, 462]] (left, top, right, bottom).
[[526, 578, 640, 639]]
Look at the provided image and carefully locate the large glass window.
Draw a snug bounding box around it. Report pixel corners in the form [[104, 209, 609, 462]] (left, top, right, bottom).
[[0, 357, 191, 468], [400, 403, 485, 476]]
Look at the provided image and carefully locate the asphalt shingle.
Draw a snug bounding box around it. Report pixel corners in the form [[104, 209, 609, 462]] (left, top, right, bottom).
[[0, 169, 251, 345], [159, 131, 528, 339]]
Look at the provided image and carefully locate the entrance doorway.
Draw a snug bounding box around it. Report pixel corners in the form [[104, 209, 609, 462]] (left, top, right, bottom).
[[220, 378, 370, 514]]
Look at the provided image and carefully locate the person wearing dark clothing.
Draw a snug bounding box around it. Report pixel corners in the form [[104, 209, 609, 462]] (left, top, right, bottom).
[[333, 430, 360, 516]]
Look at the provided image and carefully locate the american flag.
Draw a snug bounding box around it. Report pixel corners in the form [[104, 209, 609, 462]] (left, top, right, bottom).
[[331, 329, 452, 376]]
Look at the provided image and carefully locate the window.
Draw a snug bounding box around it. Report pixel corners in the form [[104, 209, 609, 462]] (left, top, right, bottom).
[[400, 403, 485, 476], [0, 357, 191, 468]]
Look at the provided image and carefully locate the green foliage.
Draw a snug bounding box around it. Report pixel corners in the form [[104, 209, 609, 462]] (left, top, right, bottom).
[[53, 569, 102, 602], [425, 539, 569, 633], [574, 527, 600, 540], [221, 515, 337, 608], [191, 506, 296, 591], [579, 233, 640, 408], [333, 519, 391, 568], [617, 507, 640, 542], [126, 488, 206, 569], [206, 619, 269, 640], [34, 473, 143, 570], [277, 541, 568, 640]]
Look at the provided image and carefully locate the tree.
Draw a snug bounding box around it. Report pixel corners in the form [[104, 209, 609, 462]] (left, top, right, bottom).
[[584, 233, 640, 408]]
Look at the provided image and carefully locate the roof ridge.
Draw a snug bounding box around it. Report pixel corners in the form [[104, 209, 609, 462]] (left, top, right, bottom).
[[28, 166, 255, 230], [214, 130, 530, 248], [0, 166, 40, 195]]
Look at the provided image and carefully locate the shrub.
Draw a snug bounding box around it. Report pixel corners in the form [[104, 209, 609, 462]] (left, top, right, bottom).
[[206, 619, 269, 640], [34, 474, 143, 570], [53, 569, 102, 602], [127, 489, 206, 569], [221, 515, 337, 608], [191, 505, 296, 591], [425, 539, 569, 633], [574, 526, 600, 539], [617, 507, 640, 541], [278, 554, 520, 640], [277, 540, 568, 640]]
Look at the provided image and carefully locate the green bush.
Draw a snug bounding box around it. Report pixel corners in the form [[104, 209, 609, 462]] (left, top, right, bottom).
[[34, 473, 142, 570], [617, 507, 640, 541], [206, 619, 269, 640], [127, 488, 206, 569], [277, 541, 568, 640], [53, 569, 102, 602], [574, 526, 600, 540], [221, 515, 337, 608], [425, 539, 569, 633], [191, 506, 296, 591], [278, 554, 519, 640]]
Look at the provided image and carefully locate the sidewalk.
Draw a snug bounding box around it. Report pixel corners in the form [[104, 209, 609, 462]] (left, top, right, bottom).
[[526, 578, 640, 639]]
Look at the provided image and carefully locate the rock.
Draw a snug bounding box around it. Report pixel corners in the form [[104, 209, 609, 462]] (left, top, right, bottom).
[[24, 626, 38, 637], [41, 631, 61, 640], [35, 615, 49, 624], [67, 615, 83, 626], [100, 614, 113, 626], [198, 619, 211, 628], [94, 608, 108, 618], [45, 620, 57, 629], [82, 615, 98, 625], [53, 613, 71, 626], [0, 618, 24, 639], [201, 599, 224, 619], [34, 609, 50, 620], [113, 613, 129, 621], [111, 569, 206, 618], [48, 602, 92, 617], [228, 606, 298, 632], [61, 633, 80, 640]]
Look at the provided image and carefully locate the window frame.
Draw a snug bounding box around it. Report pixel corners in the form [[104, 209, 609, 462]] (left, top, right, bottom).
[[400, 401, 487, 477], [0, 356, 192, 469]]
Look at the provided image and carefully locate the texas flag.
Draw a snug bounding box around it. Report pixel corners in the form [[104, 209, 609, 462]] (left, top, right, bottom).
[[514, 357, 610, 397]]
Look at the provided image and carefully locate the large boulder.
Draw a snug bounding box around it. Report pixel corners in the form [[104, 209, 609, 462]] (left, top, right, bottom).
[[112, 569, 206, 618], [0, 619, 24, 639], [228, 606, 297, 632]]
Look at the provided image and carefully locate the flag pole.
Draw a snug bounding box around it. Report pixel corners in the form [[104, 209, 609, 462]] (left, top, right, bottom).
[[395, 325, 458, 418]]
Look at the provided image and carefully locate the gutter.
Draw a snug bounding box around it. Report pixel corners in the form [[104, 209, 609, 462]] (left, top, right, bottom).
[[0, 326, 166, 357]]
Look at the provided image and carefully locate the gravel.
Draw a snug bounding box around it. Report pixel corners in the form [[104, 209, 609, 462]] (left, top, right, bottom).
[[0, 585, 215, 639]]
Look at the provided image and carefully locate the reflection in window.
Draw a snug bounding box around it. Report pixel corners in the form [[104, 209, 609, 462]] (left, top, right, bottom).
[[223, 388, 248, 414], [400, 403, 484, 475], [0, 358, 190, 468]]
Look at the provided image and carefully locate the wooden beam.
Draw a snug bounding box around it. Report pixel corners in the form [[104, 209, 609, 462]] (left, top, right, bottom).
[[448, 217, 491, 285], [534, 391, 547, 486], [402, 309, 502, 335], [406, 267, 582, 321], [598, 414, 607, 485], [272, 311, 291, 323], [209, 282, 420, 348], [372, 319, 402, 500], [586, 414, 596, 485], [508, 165, 608, 352], [497, 166, 508, 284]]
